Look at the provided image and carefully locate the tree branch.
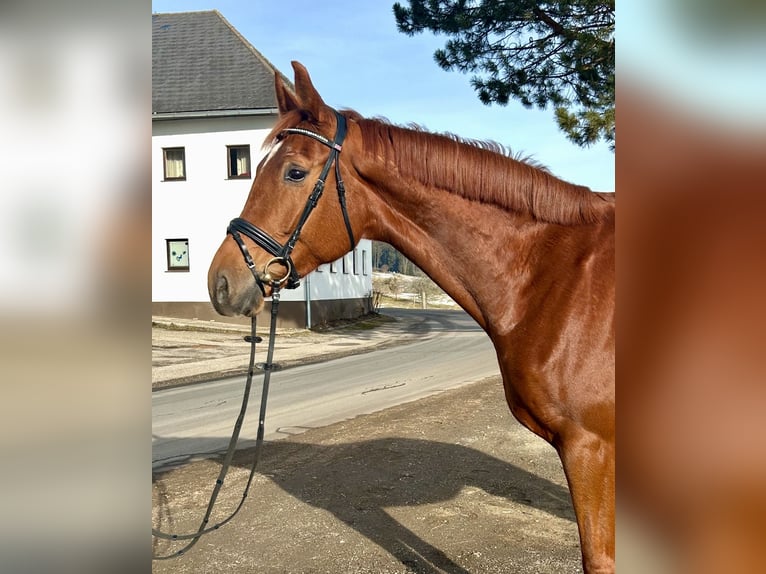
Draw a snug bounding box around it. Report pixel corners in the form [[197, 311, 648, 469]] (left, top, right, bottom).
[[532, 7, 569, 37]]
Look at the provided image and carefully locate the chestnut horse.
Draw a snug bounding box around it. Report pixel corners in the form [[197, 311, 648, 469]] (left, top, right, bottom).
[[208, 62, 614, 573]]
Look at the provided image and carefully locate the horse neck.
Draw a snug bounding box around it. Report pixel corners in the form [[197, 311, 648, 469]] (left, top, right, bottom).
[[352, 132, 610, 331], [364, 182, 534, 329]]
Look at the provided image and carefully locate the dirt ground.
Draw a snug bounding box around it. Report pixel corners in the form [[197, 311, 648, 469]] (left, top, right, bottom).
[[152, 375, 581, 573]]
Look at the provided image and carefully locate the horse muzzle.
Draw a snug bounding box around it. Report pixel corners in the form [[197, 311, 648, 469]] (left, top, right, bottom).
[[208, 267, 265, 317]]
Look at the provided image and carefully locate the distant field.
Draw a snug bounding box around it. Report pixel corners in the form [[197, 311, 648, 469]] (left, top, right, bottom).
[[372, 271, 459, 310]]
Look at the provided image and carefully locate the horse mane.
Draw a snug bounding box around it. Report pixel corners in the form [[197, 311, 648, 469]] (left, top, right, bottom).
[[356, 115, 605, 225], [267, 109, 604, 225]]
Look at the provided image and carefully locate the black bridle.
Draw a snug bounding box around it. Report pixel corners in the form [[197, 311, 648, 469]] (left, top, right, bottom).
[[227, 109, 355, 294], [152, 110, 357, 559]]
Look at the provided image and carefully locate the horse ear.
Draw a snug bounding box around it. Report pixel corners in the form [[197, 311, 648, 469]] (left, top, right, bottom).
[[275, 71, 299, 114], [291, 60, 326, 121]]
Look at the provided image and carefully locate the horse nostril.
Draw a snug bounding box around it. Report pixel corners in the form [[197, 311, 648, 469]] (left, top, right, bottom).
[[216, 274, 229, 298]]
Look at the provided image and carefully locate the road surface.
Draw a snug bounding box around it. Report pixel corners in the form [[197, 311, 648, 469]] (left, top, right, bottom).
[[152, 309, 499, 470]]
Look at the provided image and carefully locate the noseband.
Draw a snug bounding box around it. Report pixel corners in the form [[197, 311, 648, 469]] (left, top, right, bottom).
[[227, 110, 355, 295]]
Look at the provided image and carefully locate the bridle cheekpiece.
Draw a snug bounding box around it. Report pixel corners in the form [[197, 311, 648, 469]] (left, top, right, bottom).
[[227, 110, 355, 295]]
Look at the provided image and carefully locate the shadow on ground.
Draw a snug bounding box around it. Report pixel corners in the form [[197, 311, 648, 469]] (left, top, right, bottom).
[[153, 436, 575, 573]]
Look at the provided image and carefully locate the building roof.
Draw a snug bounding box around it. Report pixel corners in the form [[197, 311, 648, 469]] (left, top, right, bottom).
[[152, 10, 290, 115]]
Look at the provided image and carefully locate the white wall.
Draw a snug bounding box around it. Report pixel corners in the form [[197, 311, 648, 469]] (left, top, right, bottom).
[[152, 115, 275, 302], [152, 115, 371, 305], [311, 246, 373, 301]]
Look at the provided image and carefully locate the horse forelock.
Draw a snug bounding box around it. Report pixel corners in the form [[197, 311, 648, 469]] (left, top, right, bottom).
[[263, 108, 362, 149], [353, 116, 605, 225], [263, 110, 312, 148]]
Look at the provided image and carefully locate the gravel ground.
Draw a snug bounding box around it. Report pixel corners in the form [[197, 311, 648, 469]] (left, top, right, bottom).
[[152, 375, 582, 573]]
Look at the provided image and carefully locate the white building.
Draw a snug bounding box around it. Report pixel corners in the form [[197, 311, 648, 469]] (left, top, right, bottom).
[[152, 10, 372, 328]]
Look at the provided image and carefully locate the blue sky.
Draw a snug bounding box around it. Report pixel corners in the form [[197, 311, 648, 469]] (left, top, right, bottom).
[[152, 0, 615, 192]]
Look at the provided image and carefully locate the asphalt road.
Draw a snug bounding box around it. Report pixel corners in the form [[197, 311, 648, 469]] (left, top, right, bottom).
[[152, 309, 500, 470]]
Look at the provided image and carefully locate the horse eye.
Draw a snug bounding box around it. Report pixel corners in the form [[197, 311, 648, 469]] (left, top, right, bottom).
[[285, 167, 307, 182]]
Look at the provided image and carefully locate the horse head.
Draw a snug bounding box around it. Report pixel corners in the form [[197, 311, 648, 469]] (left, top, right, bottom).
[[208, 61, 368, 317]]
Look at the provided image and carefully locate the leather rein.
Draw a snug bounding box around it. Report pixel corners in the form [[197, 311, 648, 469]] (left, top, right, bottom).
[[152, 110, 354, 559]]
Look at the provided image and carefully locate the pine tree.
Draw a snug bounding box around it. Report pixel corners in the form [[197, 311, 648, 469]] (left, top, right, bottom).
[[393, 0, 614, 149]]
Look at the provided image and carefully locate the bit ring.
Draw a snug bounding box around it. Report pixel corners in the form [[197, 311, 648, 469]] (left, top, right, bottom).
[[262, 257, 292, 286]]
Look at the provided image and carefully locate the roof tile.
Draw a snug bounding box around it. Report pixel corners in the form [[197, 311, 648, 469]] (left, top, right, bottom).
[[152, 10, 287, 114]]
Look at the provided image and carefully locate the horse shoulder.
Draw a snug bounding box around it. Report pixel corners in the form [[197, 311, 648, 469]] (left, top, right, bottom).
[[489, 223, 614, 442]]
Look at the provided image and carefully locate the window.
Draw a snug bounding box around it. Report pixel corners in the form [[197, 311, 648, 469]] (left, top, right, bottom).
[[353, 248, 359, 275], [163, 147, 186, 181], [362, 249, 368, 275], [342, 254, 349, 274], [166, 238, 189, 271], [227, 145, 251, 179], [329, 261, 337, 273]]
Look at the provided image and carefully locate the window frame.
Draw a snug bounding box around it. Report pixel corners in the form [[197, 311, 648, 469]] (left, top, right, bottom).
[[227, 144, 251, 179], [162, 147, 186, 181], [166, 238, 190, 271]]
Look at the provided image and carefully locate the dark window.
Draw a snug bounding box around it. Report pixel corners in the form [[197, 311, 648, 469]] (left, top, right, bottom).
[[166, 238, 189, 271], [163, 147, 186, 181], [227, 145, 251, 179]]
